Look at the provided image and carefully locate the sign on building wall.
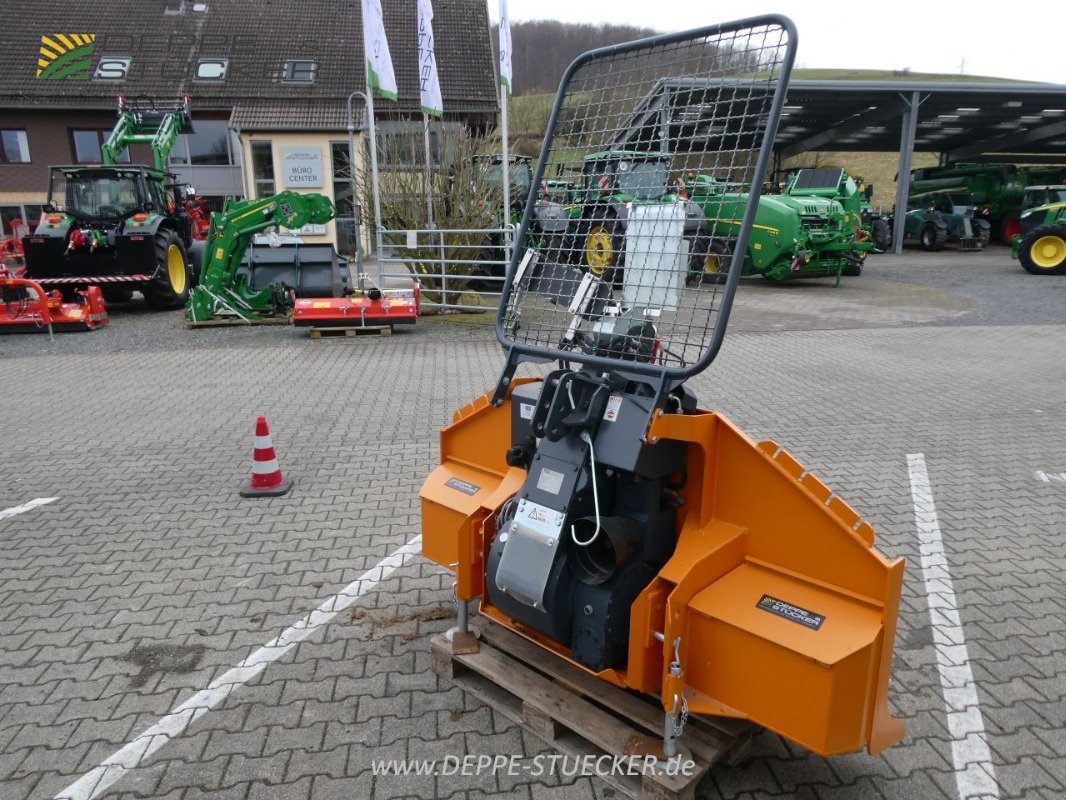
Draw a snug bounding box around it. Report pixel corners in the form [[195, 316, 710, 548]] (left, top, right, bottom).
[[279, 147, 324, 188]]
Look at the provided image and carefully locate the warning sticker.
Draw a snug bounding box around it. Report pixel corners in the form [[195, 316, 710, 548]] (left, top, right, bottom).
[[536, 467, 565, 495], [444, 477, 480, 496], [519, 403, 535, 420], [603, 395, 623, 423], [756, 594, 825, 630]]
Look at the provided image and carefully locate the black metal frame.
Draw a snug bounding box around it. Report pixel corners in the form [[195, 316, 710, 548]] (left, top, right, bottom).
[[492, 15, 798, 404]]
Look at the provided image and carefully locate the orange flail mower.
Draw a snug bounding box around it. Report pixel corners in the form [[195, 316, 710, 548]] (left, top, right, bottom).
[[420, 15, 904, 760], [0, 267, 108, 335]]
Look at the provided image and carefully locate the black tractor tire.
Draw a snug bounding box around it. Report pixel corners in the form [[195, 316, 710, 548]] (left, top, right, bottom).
[[101, 287, 134, 304], [919, 223, 947, 252], [872, 218, 892, 251], [580, 209, 624, 285], [143, 229, 193, 309], [540, 232, 571, 265], [1018, 224, 1066, 275], [687, 236, 731, 285]]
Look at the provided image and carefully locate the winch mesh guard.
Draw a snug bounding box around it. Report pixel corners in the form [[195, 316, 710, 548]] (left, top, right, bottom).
[[496, 16, 796, 382]]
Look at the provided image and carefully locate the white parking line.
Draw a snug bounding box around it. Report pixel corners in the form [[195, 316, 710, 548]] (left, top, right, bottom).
[[0, 496, 58, 521], [54, 535, 424, 800], [1035, 470, 1066, 483], [907, 453, 999, 800]]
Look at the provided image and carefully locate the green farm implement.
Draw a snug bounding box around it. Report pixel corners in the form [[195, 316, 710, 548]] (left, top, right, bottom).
[[186, 192, 336, 324]]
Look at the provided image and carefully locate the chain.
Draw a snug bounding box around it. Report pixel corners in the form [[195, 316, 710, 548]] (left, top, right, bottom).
[[675, 694, 689, 739]]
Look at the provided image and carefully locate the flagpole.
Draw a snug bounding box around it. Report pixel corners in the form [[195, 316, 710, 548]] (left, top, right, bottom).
[[498, 0, 512, 264], [500, 81, 510, 236], [366, 82, 383, 248], [422, 112, 435, 228]]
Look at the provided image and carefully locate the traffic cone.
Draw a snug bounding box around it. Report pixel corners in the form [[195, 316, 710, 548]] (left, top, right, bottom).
[[240, 415, 294, 497]]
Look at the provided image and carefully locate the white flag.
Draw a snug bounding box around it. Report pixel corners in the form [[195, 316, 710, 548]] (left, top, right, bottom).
[[417, 0, 443, 117], [362, 0, 397, 100], [498, 0, 512, 97]]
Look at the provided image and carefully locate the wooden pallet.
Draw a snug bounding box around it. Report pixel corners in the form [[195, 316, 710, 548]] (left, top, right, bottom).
[[431, 620, 752, 800], [307, 324, 392, 339]]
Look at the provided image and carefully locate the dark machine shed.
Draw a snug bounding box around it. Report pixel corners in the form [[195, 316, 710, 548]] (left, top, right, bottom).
[[611, 78, 1066, 252]]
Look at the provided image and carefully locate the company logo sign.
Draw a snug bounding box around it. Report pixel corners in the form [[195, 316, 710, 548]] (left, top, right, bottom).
[[37, 33, 96, 80], [279, 147, 323, 188]]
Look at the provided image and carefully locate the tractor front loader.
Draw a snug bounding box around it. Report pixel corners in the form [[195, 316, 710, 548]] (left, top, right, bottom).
[[186, 191, 335, 324], [420, 16, 905, 765]]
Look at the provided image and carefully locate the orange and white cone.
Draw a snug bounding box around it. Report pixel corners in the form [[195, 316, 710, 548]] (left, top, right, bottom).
[[240, 415, 294, 497]]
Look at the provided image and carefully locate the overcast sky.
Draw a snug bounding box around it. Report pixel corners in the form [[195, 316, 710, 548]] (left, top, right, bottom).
[[491, 2, 1066, 85]]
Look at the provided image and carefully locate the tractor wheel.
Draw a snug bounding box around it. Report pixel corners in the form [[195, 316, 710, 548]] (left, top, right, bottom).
[[581, 210, 624, 285], [843, 256, 864, 277], [919, 223, 947, 252], [541, 233, 570, 265], [143, 229, 192, 309], [1018, 224, 1066, 275], [688, 237, 731, 285], [872, 218, 892, 251]]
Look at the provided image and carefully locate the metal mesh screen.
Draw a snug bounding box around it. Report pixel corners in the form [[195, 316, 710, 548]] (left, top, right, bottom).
[[498, 17, 795, 380]]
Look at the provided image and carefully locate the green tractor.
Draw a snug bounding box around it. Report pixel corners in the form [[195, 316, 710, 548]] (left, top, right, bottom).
[[685, 168, 875, 282], [899, 190, 991, 251], [21, 96, 198, 307], [1011, 197, 1066, 275], [558, 150, 705, 282]]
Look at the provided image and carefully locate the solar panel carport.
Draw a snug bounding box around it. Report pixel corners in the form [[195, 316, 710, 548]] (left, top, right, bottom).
[[609, 79, 1066, 253]]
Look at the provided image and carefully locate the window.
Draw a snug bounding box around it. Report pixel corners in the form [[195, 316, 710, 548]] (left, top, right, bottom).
[[194, 58, 228, 82], [70, 129, 129, 164], [0, 205, 40, 236], [170, 122, 238, 167], [0, 130, 30, 163], [331, 141, 359, 256], [250, 141, 274, 198], [281, 60, 317, 84], [330, 141, 355, 218]]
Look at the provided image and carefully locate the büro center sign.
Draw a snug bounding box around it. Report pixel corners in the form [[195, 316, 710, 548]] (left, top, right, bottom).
[[280, 147, 323, 188]]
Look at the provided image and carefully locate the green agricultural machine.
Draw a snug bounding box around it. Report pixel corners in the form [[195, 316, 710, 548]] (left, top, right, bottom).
[[550, 156, 873, 284], [909, 163, 1066, 243], [21, 96, 198, 307], [555, 150, 705, 282], [786, 168, 892, 251], [186, 192, 336, 323], [1011, 199, 1066, 275], [684, 168, 875, 282], [899, 190, 991, 251]]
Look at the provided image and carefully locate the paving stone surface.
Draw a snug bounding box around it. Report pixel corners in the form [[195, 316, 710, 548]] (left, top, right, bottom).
[[0, 251, 1063, 799]]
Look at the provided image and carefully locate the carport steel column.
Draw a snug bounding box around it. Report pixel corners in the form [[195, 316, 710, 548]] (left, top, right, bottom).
[[891, 91, 922, 255]]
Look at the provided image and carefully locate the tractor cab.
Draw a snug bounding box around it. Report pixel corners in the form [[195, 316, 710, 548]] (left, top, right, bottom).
[[40, 166, 170, 232], [579, 150, 673, 204], [1021, 185, 1066, 212]]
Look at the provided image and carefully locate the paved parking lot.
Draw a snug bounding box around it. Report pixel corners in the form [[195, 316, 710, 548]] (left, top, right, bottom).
[[1, 249, 1064, 800]]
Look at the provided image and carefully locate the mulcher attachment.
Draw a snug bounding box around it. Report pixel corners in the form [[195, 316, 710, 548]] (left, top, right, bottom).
[[0, 270, 107, 334]]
